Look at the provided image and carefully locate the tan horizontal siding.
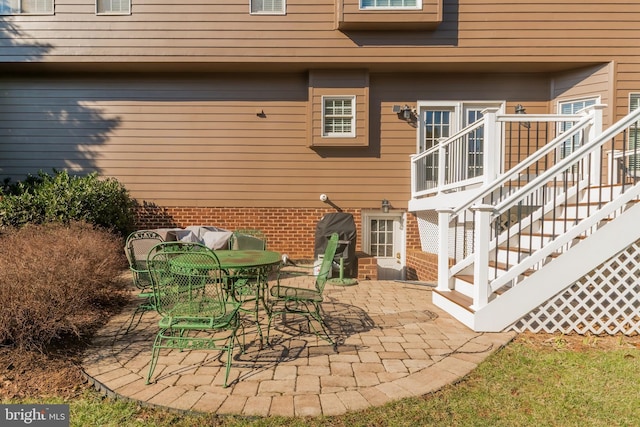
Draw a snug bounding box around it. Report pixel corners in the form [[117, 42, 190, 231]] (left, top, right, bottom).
[[0, 73, 405, 208], [2, 1, 640, 68], [0, 66, 626, 209]]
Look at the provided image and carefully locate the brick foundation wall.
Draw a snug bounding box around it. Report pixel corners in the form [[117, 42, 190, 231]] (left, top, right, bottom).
[[135, 205, 423, 282], [135, 205, 364, 259], [355, 252, 377, 280], [406, 249, 438, 282]]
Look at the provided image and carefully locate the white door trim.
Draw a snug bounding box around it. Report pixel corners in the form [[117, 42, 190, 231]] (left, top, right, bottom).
[[362, 211, 406, 280]]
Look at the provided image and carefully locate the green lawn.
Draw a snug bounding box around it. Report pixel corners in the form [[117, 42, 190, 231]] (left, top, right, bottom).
[[10, 334, 638, 427]]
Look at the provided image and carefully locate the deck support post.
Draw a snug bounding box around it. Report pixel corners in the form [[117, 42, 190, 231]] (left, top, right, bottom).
[[436, 208, 455, 292]]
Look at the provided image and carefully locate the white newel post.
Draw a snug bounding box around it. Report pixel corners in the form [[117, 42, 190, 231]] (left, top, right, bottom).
[[436, 208, 454, 292], [481, 108, 501, 185], [471, 204, 494, 310], [587, 104, 605, 186], [410, 154, 417, 198]]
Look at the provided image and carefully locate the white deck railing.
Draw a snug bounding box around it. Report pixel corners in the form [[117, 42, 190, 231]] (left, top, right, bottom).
[[411, 108, 589, 199]]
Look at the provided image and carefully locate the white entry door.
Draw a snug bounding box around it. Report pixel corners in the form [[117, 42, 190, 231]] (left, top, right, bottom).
[[364, 213, 405, 280]]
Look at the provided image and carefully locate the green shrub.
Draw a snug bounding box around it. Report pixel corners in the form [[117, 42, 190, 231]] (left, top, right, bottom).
[[0, 170, 136, 236], [0, 222, 127, 351]]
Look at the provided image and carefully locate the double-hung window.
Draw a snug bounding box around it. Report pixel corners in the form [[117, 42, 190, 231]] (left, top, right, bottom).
[[558, 98, 597, 158], [251, 0, 285, 15], [360, 0, 420, 9], [96, 0, 130, 15], [322, 96, 356, 138], [0, 0, 53, 14]]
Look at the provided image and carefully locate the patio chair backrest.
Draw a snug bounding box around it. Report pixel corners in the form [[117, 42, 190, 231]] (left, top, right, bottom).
[[229, 229, 267, 250], [147, 242, 228, 318], [315, 233, 339, 294], [125, 230, 164, 289]]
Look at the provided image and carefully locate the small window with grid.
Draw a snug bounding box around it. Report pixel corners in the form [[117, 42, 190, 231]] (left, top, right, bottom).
[[251, 0, 285, 15], [0, 0, 53, 15], [322, 96, 356, 138], [96, 0, 130, 15]]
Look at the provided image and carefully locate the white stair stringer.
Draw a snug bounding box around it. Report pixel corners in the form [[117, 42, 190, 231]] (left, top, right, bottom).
[[472, 200, 640, 332]]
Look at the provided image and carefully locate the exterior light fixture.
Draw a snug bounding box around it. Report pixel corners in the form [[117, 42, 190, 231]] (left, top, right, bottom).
[[514, 104, 530, 129], [381, 199, 391, 213], [392, 105, 415, 122]]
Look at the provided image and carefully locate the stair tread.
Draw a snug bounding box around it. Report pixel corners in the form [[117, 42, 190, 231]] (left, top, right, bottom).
[[497, 245, 561, 257], [433, 289, 474, 313], [488, 260, 533, 274], [456, 274, 474, 284]]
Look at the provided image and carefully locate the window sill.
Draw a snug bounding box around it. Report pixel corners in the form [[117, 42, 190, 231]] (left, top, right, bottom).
[[311, 139, 369, 147], [336, 0, 442, 31]]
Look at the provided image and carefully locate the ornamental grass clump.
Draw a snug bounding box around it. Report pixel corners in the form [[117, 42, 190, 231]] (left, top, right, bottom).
[[0, 221, 127, 352]]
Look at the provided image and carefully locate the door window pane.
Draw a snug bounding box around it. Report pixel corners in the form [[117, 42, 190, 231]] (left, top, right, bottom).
[[466, 109, 484, 178], [370, 219, 394, 257]]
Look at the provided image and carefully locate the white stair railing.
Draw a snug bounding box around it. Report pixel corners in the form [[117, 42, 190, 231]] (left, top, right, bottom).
[[467, 106, 640, 311], [435, 105, 602, 293]]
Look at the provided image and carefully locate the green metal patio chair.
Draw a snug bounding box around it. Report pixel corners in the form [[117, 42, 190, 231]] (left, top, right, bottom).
[[228, 228, 267, 250], [266, 233, 339, 348], [123, 230, 164, 332], [227, 229, 268, 339], [146, 243, 242, 387]]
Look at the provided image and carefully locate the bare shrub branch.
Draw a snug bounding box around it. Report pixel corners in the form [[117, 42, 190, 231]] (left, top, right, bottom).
[[0, 222, 127, 351]]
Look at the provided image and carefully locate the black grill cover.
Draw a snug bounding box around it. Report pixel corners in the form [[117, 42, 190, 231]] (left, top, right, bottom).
[[314, 212, 357, 277]]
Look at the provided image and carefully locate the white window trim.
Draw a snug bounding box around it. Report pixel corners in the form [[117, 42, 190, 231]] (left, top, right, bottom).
[[361, 211, 406, 278], [96, 0, 131, 15], [556, 96, 600, 115], [0, 0, 54, 15], [250, 0, 286, 15], [556, 96, 600, 136], [359, 0, 421, 10], [630, 93, 640, 112], [322, 95, 356, 138]]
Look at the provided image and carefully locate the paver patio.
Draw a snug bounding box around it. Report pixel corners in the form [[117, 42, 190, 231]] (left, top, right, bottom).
[[82, 279, 516, 417]]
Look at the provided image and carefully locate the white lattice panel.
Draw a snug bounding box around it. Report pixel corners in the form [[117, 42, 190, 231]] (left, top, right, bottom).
[[416, 211, 439, 254], [512, 239, 640, 335], [416, 211, 474, 259]]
